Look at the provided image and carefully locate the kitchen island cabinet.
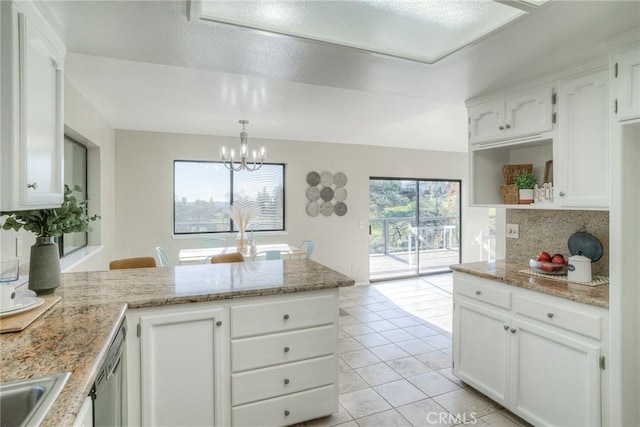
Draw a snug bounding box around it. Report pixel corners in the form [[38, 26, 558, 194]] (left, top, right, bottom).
[[451, 265, 609, 426]]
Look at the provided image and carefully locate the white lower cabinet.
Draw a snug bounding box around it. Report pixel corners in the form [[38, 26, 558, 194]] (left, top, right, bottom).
[[126, 289, 339, 427], [453, 272, 608, 427], [72, 396, 93, 427]]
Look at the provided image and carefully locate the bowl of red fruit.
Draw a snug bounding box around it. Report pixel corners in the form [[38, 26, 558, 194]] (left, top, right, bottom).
[[529, 252, 568, 275]]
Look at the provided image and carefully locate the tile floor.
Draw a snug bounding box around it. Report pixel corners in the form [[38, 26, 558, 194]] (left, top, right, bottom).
[[298, 273, 532, 427]]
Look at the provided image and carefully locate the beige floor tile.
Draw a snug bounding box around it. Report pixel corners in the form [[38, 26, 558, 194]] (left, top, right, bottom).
[[339, 370, 370, 394], [361, 302, 394, 311], [396, 398, 454, 427], [334, 422, 358, 427], [340, 316, 362, 326], [406, 371, 460, 397], [440, 348, 453, 357], [339, 299, 359, 308], [380, 329, 416, 343], [375, 309, 407, 320], [368, 343, 411, 362], [355, 363, 402, 386], [341, 349, 383, 369], [351, 311, 384, 323], [303, 402, 354, 427], [467, 411, 521, 427], [354, 409, 412, 427], [343, 306, 372, 315], [433, 389, 499, 420], [342, 323, 376, 336], [339, 388, 392, 419], [386, 356, 433, 378], [338, 328, 350, 339], [374, 379, 428, 407], [340, 337, 365, 354], [499, 409, 534, 427], [389, 316, 423, 328], [421, 335, 452, 350], [415, 351, 452, 370], [353, 333, 392, 348], [338, 357, 351, 372], [365, 320, 399, 332], [395, 339, 437, 356], [436, 368, 467, 388], [405, 325, 441, 338]]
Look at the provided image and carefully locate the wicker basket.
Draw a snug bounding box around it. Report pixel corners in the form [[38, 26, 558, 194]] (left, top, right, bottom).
[[502, 164, 533, 185], [500, 184, 519, 204]]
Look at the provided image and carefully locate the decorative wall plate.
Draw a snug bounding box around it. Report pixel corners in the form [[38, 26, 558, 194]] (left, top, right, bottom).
[[306, 171, 321, 186], [320, 187, 334, 202], [306, 186, 320, 202], [334, 172, 348, 187], [320, 171, 334, 187], [334, 202, 348, 216], [334, 187, 347, 202], [306, 202, 320, 217], [320, 201, 333, 216]]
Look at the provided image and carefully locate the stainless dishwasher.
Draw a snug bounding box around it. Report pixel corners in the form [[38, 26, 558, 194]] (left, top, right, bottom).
[[92, 319, 126, 427]]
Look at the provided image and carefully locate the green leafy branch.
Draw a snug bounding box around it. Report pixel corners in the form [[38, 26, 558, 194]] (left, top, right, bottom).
[[1, 185, 100, 237]]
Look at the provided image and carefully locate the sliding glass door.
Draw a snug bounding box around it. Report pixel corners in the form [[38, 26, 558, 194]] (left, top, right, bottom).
[[369, 178, 461, 281]]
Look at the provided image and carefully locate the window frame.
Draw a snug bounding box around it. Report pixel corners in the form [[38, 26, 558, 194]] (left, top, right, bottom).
[[173, 160, 286, 235]]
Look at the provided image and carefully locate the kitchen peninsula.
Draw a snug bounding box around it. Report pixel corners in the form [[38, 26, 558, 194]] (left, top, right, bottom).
[[0, 259, 355, 426]]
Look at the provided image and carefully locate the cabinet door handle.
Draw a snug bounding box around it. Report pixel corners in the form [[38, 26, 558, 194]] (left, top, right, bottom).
[[284, 314, 290, 320], [503, 325, 510, 330], [559, 191, 566, 197], [284, 378, 290, 385], [498, 125, 504, 130], [547, 313, 554, 319], [505, 124, 511, 129], [510, 328, 517, 334], [216, 321, 222, 326], [475, 290, 481, 295], [284, 410, 290, 416], [284, 346, 290, 353], [27, 182, 38, 190]]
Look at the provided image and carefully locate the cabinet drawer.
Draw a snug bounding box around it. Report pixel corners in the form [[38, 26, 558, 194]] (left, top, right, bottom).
[[231, 294, 336, 338], [454, 276, 511, 310], [232, 355, 335, 406], [232, 384, 336, 427], [514, 296, 602, 340], [232, 325, 335, 372]]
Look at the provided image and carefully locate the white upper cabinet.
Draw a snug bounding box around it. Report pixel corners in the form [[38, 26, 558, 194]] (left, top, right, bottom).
[[469, 86, 554, 145], [614, 42, 640, 121], [1, 1, 65, 211], [556, 70, 609, 208]]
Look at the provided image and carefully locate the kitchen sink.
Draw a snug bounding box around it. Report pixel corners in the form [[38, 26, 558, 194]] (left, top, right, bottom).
[[0, 372, 70, 427]]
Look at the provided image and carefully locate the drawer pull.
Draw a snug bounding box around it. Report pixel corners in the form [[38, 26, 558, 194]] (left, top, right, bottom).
[[499, 125, 504, 130], [284, 378, 290, 385], [547, 313, 554, 319], [216, 321, 222, 326], [284, 314, 290, 320], [475, 290, 481, 295], [284, 346, 290, 353], [505, 124, 511, 129], [511, 328, 517, 334], [503, 325, 510, 330], [27, 182, 38, 190], [284, 410, 290, 416]]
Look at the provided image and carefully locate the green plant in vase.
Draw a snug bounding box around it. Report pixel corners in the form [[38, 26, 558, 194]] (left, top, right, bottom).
[[514, 173, 537, 205], [1, 185, 100, 294]]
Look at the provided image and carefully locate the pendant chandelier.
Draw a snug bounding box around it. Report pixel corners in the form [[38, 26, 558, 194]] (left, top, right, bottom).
[[220, 120, 266, 172]]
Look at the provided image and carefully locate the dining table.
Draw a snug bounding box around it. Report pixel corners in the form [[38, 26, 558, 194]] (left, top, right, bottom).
[[179, 243, 306, 265]]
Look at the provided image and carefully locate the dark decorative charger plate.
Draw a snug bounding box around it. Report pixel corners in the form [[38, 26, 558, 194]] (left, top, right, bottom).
[[306, 172, 321, 187], [567, 232, 603, 262]]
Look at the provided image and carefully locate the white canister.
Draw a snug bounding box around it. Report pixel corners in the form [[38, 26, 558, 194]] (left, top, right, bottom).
[[568, 254, 592, 283]]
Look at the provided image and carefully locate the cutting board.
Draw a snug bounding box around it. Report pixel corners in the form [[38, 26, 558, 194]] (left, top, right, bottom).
[[0, 295, 61, 333]]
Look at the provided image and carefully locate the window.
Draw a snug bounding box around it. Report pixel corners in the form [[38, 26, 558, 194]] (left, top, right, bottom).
[[59, 136, 88, 257], [174, 161, 285, 234]]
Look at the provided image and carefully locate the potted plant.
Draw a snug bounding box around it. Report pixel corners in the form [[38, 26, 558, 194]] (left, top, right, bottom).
[[1, 185, 99, 294], [515, 173, 537, 204]]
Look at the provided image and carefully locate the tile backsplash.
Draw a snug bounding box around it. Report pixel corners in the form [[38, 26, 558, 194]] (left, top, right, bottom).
[[506, 209, 609, 276]]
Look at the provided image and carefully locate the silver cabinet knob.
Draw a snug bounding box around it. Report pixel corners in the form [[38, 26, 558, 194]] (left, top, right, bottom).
[[216, 321, 222, 326], [505, 124, 511, 129], [284, 346, 290, 353], [559, 191, 566, 197], [510, 328, 517, 334], [284, 378, 290, 385], [499, 125, 505, 130], [475, 290, 481, 295], [504, 325, 510, 330], [27, 182, 38, 190], [284, 314, 290, 320], [284, 410, 290, 416], [547, 313, 554, 319]]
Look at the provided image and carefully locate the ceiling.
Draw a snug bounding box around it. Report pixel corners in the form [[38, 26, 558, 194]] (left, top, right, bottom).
[[36, 1, 640, 153]]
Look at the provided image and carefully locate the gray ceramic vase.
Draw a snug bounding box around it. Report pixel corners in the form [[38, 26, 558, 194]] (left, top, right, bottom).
[[28, 237, 61, 295]]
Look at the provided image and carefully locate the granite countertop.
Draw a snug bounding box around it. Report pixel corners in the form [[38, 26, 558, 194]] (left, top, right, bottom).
[[0, 259, 355, 426], [450, 259, 609, 309]]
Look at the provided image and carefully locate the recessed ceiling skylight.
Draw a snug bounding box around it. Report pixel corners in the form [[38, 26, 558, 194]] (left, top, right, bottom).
[[197, 0, 528, 64]]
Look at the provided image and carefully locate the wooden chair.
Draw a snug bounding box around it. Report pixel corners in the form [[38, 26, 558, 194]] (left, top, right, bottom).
[[210, 253, 244, 264], [109, 257, 157, 270]]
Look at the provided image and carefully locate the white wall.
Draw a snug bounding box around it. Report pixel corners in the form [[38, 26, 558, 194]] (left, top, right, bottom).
[[115, 130, 491, 282]]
